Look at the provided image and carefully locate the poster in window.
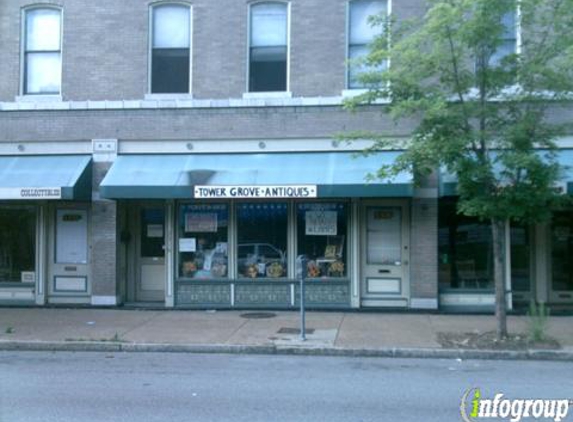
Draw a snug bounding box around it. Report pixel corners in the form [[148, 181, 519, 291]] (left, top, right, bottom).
[[305, 211, 337, 236], [179, 238, 197, 252], [185, 213, 218, 233]]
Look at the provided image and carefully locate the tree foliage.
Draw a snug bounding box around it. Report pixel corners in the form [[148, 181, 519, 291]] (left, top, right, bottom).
[[344, 0, 573, 338], [345, 0, 573, 223]]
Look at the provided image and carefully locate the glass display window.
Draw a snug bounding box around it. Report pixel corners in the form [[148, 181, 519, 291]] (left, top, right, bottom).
[[178, 204, 229, 279], [551, 211, 573, 291], [438, 199, 494, 290], [297, 202, 348, 278], [0, 207, 36, 283], [438, 199, 531, 291], [237, 202, 288, 279]]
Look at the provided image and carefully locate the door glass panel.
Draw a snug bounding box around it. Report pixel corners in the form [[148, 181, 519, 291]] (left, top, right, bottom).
[[367, 207, 401, 265], [141, 208, 165, 258], [56, 209, 87, 264], [551, 211, 573, 291]]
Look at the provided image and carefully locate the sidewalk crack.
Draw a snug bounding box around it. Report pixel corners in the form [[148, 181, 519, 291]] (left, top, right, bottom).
[[333, 313, 345, 347], [119, 312, 162, 338], [225, 318, 249, 344]]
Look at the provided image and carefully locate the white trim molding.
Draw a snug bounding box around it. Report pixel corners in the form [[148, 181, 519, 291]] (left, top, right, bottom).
[[410, 298, 438, 310], [91, 295, 119, 306]]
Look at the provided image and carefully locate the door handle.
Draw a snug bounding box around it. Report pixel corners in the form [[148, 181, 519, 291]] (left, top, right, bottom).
[[378, 269, 390, 274]]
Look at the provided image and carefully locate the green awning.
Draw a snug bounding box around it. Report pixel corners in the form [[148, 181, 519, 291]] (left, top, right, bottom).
[[439, 149, 573, 196], [0, 155, 92, 201], [100, 152, 413, 199]]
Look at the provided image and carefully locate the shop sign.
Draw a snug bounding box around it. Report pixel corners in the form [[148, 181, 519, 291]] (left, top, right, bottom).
[[305, 210, 337, 236], [194, 185, 318, 199], [185, 213, 218, 232], [0, 187, 61, 200]]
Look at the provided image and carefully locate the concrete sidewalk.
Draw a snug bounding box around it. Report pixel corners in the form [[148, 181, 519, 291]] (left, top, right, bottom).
[[0, 308, 572, 360]]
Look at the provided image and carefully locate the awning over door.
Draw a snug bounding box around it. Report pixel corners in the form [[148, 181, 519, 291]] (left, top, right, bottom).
[[100, 152, 413, 199], [0, 155, 92, 201], [439, 149, 573, 196]]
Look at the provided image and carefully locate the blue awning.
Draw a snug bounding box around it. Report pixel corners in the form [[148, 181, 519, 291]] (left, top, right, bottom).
[[100, 152, 413, 199], [0, 155, 92, 201], [439, 149, 573, 196]]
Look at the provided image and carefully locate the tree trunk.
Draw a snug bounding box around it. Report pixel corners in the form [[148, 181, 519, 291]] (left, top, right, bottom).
[[491, 218, 507, 339]]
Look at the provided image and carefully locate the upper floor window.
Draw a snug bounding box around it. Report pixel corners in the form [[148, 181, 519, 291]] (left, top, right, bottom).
[[474, 10, 518, 73], [23, 7, 62, 95], [248, 2, 288, 92], [151, 4, 191, 94], [490, 12, 517, 66], [348, 0, 387, 89]]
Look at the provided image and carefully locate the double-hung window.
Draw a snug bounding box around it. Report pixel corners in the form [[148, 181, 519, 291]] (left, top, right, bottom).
[[150, 4, 191, 94], [23, 7, 62, 95], [490, 12, 517, 66], [248, 2, 289, 92], [348, 0, 387, 89]]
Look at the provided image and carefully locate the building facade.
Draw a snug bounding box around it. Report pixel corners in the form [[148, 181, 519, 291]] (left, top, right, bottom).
[[0, 0, 571, 311]]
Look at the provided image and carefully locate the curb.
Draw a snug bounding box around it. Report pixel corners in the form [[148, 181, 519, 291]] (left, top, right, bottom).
[[0, 340, 572, 361]]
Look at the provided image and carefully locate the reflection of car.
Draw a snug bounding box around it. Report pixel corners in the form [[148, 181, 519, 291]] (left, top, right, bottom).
[[238, 243, 286, 273]]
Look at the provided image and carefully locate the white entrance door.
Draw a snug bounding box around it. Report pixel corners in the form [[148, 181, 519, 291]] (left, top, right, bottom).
[[49, 208, 90, 298], [361, 202, 410, 307], [137, 206, 165, 302]]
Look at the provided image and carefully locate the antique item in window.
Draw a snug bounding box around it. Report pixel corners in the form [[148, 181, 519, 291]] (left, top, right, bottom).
[[307, 260, 321, 278], [266, 262, 284, 278], [328, 260, 345, 277], [245, 264, 258, 278]]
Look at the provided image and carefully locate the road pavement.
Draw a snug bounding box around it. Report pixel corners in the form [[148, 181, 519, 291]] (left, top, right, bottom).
[[0, 351, 571, 422]]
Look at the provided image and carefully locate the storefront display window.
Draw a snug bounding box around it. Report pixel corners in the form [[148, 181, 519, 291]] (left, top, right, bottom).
[[438, 199, 531, 291], [438, 200, 494, 290], [237, 203, 287, 279], [178, 204, 229, 279], [0, 207, 36, 283], [297, 203, 348, 278], [551, 211, 573, 291], [511, 225, 531, 292]]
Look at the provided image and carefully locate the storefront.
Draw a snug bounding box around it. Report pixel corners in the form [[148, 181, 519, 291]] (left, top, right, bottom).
[[101, 151, 416, 309], [438, 149, 573, 310], [0, 155, 92, 305]]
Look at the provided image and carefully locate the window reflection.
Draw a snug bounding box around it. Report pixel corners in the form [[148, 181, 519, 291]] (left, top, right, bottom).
[[237, 203, 287, 278], [297, 203, 348, 278], [178, 204, 228, 279]]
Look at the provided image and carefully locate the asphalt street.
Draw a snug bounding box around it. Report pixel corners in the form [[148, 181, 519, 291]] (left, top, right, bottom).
[[0, 352, 571, 422]]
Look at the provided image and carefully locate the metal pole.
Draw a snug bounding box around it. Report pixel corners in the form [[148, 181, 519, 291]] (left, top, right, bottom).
[[296, 256, 307, 341], [300, 273, 306, 341]]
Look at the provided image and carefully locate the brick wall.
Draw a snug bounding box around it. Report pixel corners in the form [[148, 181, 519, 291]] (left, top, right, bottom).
[[0, 0, 424, 101], [0, 105, 416, 142], [410, 198, 438, 303], [90, 161, 117, 299]]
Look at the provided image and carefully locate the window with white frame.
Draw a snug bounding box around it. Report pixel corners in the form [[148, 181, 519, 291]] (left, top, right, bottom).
[[474, 10, 518, 72], [151, 4, 191, 93], [23, 7, 62, 95], [348, 0, 387, 89], [490, 11, 517, 66], [249, 2, 288, 92]]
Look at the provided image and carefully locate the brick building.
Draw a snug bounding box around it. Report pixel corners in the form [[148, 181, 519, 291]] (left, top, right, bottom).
[[0, 0, 571, 310]]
